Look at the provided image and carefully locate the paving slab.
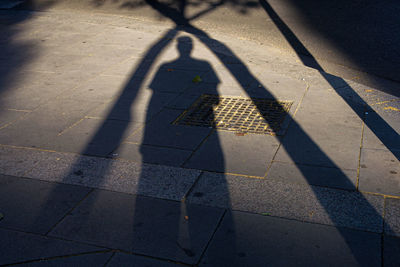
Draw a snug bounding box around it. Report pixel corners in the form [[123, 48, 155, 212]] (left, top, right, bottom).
[[18, 252, 113, 267], [0, 96, 103, 149], [202, 64, 254, 88], [0, 108, 30, 128], [52, 117, 143, 156], [0, 174, 91, 234], [384, 235, 400, 267], [359, 148, 400, 196], [87, 90, 178, 123], [107, 253, 181, 267], [363, 110, 400, 152], [246, 71, 307, 102], [165, 83, 244, 110], [0, 70, 80, 110], [25, 150, 200, 201], [274, 110, 362, 170], [184, 131, 279, 177], [384, 197, 400, 237], [127, 108, 212, 150], [49, 190, 224, 265], [267, 161, 357, 190], [113, 142, 192, 167], [66, 74, 131, 103], [186, 172, 384, 232], [200, 211, 381, 267], [274, 87, 364, 171], [0, 228, 105, 266]]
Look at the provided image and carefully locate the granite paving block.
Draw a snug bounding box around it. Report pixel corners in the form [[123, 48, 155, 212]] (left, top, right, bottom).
[[384, 236, 400, 267], [107, 253, 181, 266], [363, 111, 400, 151], [0, 228, 105, 266], [27, 152, 200, 201], [50, 190, 224, 264], [19, 252, 113, 267], [52, 117, 143, 156], [184, 131, 279, 177], [87, 90, 178, 123], [267, 161, 357, 190], [359, 148, 400, 196], [187, 172, 384, 232], [127, 108, 212, 150], [200, 211, 381, 267], [113, 142, 192, 167], [384, 198, 400, 237], [0, 146, 46, 177], [274, 113, 362, 170], [0, 174, 91, 234]]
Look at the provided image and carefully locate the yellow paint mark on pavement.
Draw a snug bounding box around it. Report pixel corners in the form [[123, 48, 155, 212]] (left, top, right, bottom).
[[384, 106, 400, 112]]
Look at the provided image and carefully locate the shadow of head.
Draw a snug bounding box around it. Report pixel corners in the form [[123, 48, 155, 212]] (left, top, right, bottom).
[[177, 36, 193, 57]]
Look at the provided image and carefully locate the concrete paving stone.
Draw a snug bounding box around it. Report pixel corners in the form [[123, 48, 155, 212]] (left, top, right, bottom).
[[296, 85, 365, 119], [363, 110, 400, 152], [246, 71, 307, 101], [87, 90, 178, 123], [184, 131, 279, 177], [384, 198, 400, 237], [142, 68, 210, 94], [305, 71, 350, 90], [165, 83, 244, 110], [202, 64, 254, 88], [384, 235, 400, 267], [187, 172, 384, 232], [18, 252, 113, 267], [102, 57, 157, 78], [0, 97, 103, 149], [267, 161, 357, 190], [66, 74, 131, 102], [359, 148, 400, 196], [49, 190, 224, 264], [0, 70, 80, 110], [113, 142, 192, 167], [200, 211, 381, 267], [0, 228, 105, 266], [52, 117, 143, 156], [107, 253, 181, 267], [0, 174, 91, 234], [0, 145, 47, 177], [27, 151, 200, 200], [0, 108, 30, 128], [127, 108, 212, 150], [23, 53, 89, 73], [274, 112, 363, 170]]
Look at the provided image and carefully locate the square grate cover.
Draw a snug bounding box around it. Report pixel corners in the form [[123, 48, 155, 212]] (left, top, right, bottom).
[[173, 94, 293, 135]]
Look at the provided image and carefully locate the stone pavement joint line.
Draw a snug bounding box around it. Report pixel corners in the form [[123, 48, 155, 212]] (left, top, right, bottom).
[[0, 8, 399, 266]]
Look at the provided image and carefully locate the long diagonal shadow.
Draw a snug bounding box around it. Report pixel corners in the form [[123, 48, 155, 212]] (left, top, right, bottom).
[[259, 0, 399, 161], [143, 0, 391, 264], [29, 0, 390, 264]]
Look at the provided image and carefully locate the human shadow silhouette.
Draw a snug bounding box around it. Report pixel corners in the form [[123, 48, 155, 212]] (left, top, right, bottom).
[[130, 36, 235, 264], [23, 0, 393, 265]]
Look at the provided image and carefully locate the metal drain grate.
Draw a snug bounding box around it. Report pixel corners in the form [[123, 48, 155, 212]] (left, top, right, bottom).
[[174, 94, 293, 135]]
